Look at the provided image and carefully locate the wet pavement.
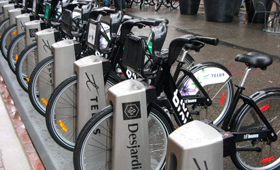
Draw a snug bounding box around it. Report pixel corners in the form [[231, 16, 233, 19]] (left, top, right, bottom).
[[1, 3, 280, 170]]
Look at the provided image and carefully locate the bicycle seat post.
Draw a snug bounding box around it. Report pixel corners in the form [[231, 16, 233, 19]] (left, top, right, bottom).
[[239, 67, 252, 88]]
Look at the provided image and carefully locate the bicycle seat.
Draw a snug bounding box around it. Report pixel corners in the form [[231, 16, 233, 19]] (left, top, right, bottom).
[[235, 52, 273, 70], [89, 7, 116, 20], [146, 18, 169, 25]]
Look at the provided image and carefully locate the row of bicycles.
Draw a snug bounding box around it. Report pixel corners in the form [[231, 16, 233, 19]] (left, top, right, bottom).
[[0, 0, 280, 169], [129, 0, 179, 11]]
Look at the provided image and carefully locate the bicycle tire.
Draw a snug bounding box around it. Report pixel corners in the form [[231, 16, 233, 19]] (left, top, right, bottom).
[[154, 0, 162, 11], [163, 0, 170, 8], [7, 32, 26, 73], [170, 0, 179, 9], [0, 18, 9, 39], [16, 42, 37, 92], [149, 0, 155, 6], [0, 23, 16, 59], [45, 74, 118, 150], [176, 62, 233, 125], [28, 55, 54, 116], [231, 89, 280, 170], [73, 105, 173, 170]]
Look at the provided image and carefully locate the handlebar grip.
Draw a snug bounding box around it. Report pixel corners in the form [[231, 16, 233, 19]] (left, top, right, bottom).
[[196, 36, 219, 46]]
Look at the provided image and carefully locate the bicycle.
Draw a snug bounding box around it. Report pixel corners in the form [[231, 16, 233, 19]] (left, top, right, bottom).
[[153, 0, 170, 11], [73, 33, 234, 170], [8, 0, 87, 74], [15, 1, 95, 92], [170, 0, 179, 9], [27, 7, 116, 116], [0, 0, 35, 60]]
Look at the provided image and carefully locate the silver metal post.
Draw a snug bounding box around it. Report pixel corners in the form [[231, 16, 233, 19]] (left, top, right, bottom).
[[108, 79, 151, 170], [24, 20, 41, 45], [74, 55, 107, 134], [16, 13, 30, 34], [166, 120, 223, 170], [0, 1, 9, 13], [240, 67, 252, 88], [24, 20, 41, 76], [8, 8, 21, 25], [36, 28, 56, 63], [52, 39, 77, 88], [3, 4, 14, 19]]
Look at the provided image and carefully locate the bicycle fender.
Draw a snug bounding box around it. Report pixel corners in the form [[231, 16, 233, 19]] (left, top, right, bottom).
[[231, 87, 280, 131], [179, 62, 232, 96], [148, 102, 175, 131]]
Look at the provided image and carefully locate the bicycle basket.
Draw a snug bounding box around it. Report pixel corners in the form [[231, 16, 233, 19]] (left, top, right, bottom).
[[86, 19, 110, 52], [61, 9, 73, 37], [122, 34, 146, 75], [86, 19, 99, 50]]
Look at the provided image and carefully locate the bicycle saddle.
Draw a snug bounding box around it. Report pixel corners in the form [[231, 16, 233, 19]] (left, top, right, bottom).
[[89, 7, 116, 20], [146, 17, 169, 25], [235, 52, 273, 70]]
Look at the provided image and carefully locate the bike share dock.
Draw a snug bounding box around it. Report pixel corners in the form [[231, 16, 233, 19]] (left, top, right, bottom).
[[1, 3, 280, 170]]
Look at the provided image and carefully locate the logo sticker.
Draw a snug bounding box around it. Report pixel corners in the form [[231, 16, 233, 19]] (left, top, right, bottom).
[[29, 28, 38, 37], [123, 101, 141, 120]]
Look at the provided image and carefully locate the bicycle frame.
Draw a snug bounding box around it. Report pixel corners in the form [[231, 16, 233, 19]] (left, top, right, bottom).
[[221, 67, 277, 144]]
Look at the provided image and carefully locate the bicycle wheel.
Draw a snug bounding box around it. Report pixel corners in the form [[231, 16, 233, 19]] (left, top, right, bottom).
[[28, 56, 54, 116], [16, 43, 37, 92], [7, 32, 26, 73], [73, 105, 173, 170], [231, 91, 280, 170], [154, 0, 162, 11], [0, 24, 17, 59], [170, 0, 179, 9], [177, 63, 233, 125], [0, 18, 9, 39], [163, 0, 170, 8], [46, 75, 118, 151]]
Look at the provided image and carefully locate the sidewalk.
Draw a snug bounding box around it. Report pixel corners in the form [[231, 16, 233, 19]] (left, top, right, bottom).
[[0, 75, 44, 170]]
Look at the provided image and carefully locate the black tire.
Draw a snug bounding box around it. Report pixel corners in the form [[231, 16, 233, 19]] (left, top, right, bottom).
[[46, 75, 118, 150], [7, 32, 26, 73], [73, 105, 173, 170], [16, 42, 37, 92], [231, 91, 280, 170], [176, 63, 233, 125], [0, 18, 9, 39], [0, 23, 16, 59], [28, 56, 54, 116], [154, 0, 162, 11], [170, 0, 179, 9], [163, 0, 170, 8]]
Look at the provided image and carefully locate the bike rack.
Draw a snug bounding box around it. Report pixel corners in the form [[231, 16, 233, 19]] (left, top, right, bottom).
[[108, 79, 151, 169], [24, 20, 40, 45], [3, 4, 14, 19], [36, 28, 56, 63], [52, 39, 77, 87], [0, 1, 9, 13], [15, 13, 30, 34], [166, 120, 235, 170], [8, 8, 21, 25], [74, 55, 108, 134]]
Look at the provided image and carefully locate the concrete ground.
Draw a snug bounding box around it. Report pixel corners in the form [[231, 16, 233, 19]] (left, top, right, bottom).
[[0, 3, 280, 170]]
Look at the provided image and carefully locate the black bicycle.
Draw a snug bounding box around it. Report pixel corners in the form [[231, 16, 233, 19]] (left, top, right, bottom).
[[73, 33, 236, 170]]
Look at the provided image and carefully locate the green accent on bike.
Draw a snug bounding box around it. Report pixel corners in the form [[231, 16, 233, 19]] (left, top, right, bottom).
[[45, 3, 50, 19]]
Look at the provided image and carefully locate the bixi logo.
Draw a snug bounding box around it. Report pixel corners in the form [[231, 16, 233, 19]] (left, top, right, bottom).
[[123, 101, 141, 120]]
